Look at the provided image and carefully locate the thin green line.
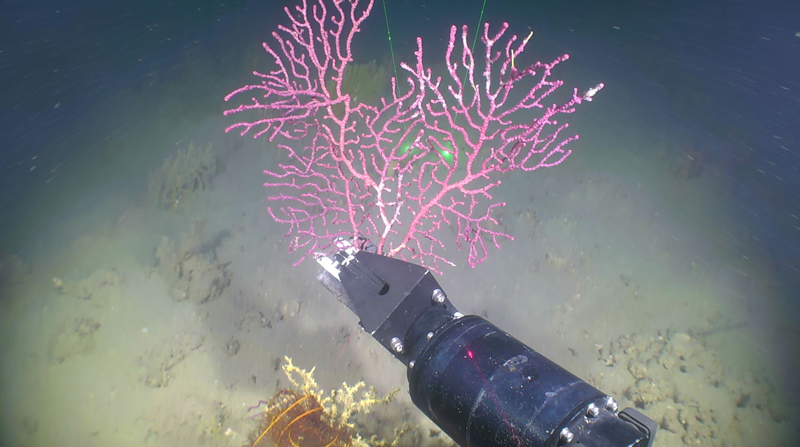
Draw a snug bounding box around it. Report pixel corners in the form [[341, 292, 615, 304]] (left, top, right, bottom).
[[463, 0, 488, 89], [380, 0, 489, 149], [456, 0, 488, 125], [470, 0, 488, 57], [381, 0, 400, 94]]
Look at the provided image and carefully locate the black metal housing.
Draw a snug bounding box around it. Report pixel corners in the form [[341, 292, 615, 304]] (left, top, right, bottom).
[[321, 249, 655, 447]]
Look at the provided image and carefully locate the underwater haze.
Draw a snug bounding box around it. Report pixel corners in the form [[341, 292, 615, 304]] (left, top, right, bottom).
[[1, 0, 798, 446]]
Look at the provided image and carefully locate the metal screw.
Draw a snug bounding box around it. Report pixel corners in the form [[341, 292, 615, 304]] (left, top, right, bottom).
[[432, 288, 446, 304], [587, 403, 600, 418], [605, 396, 618, 413], [559, 427, 574, 444], [426, 332, 434, 340], [390, 337, 404, 354], [453, 312, 464, 319], [409, 360, 415, 368]]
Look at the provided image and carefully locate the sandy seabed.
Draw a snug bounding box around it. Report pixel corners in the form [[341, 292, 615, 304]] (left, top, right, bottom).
[[1, 113, 797, 447]]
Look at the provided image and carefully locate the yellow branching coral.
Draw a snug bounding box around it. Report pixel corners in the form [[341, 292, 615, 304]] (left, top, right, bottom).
[[282, 356, 322, 399], [361, 424, 414, 447], [282, 356, 398, 430], [246, 357, 409, 447]]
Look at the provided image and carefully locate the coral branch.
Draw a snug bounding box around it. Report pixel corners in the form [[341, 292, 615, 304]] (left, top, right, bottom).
[[224, 0, 602, 272]]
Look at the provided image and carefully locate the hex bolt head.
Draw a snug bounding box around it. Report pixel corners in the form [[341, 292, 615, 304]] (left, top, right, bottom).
[[605, 396, 619, 413], [432, 288, 446, 304], [390, 337, 404, 354], [559, 427, 574, 444]]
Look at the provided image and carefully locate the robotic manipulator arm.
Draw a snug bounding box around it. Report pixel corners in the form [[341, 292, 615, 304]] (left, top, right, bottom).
[[315, 238, 657, 447]]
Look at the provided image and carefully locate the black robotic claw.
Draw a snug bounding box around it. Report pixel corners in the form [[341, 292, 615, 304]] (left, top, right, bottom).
[[315, 245, 656, 447]]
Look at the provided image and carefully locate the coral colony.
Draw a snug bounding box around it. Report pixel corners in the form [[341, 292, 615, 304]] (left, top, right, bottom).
[[224, 0, 602, 272], [246, 357, 397, 447]]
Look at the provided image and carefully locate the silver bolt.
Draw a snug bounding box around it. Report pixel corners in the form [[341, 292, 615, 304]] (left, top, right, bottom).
[[605, 396, 618, 413], [432, 288, 446, 304], [587, 403, 600, 418], [426, 331, 434, 340], [453, 312, 464, 319], [559, 427, 574, 444], [409, 360, 415, 368], [390, 337, 404, 354]]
